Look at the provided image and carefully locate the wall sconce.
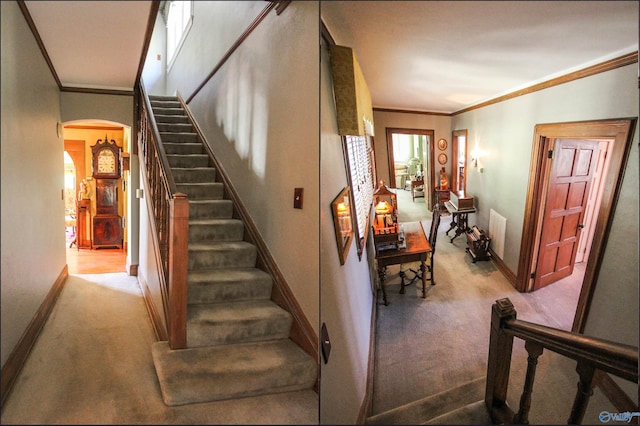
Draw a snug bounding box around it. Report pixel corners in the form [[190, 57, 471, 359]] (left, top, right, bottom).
[[471, 147, 481, 168]]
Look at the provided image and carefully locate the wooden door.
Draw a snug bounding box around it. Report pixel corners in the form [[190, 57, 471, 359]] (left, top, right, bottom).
[[534, 139, 598, 290]]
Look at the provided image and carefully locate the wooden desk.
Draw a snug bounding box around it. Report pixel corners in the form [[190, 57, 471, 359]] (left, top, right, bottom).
[[375, 221, 432, 305], [444, 201, 476, 243]]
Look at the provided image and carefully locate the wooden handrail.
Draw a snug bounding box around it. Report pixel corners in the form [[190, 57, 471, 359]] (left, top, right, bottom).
[[485, 298, 639, 424], [136, 80, 189, 349], [504, 318, 638, 382]]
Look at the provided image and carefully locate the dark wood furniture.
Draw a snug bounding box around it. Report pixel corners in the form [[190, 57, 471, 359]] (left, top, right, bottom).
[[76, 199, 92, 250], [466, 225, 492, 262], [91, 135, 123, 249], [445, 201, 477, 243], [434, 188, 450, 212], [375, 221, 432, 305], [410, 178, 424, 201]]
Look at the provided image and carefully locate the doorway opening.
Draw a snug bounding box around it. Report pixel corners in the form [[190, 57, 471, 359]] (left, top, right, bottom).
[[518, 119, 636, 333], [63, 122, 131, 274], [451, 129, 467, 192], [385, 128, 435, 220]]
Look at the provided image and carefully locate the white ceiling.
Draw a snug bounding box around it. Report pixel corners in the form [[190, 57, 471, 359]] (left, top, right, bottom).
[[24, 1, 154, 92], [321, 1, 639, 113], [21, 1, 638, 112]]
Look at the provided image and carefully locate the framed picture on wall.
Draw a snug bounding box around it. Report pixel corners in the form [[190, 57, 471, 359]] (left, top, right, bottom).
[[438, 138, 448, 151], [438, 153, 448, 165], [331, 186, 354, 265]]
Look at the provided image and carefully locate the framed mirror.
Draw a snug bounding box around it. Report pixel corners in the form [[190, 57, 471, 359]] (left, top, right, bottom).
[[331, 186, 354, 265]]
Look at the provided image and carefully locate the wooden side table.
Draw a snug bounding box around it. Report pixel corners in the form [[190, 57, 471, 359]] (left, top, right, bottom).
[[444, 201, 476, 243], [434, 188, 450, 212], [76, 199, 92, 250], [410, 178, 425, 201]]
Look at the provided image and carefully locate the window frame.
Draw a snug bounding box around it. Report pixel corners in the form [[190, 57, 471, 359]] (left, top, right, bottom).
[[165, 0, 193, 72]]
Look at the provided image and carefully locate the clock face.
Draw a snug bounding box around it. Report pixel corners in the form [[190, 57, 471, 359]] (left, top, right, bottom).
[[97, 150, 116, 174]]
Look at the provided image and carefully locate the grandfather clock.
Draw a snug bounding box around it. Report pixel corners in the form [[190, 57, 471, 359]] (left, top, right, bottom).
[[91, 135, 123, 249]]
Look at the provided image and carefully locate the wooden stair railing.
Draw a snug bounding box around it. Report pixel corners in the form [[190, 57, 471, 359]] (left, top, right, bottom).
[[485, 298, 638, 425], [135, 80, 189, 350]]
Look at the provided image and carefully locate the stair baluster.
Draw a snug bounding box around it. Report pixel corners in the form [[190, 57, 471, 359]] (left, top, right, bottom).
[[514, 341, 543, 424], [485, 298, 638, 425], [567, 360, 596, 425]]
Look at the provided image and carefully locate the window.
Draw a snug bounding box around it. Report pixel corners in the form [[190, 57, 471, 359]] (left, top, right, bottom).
[[165, 1, 193, 69], [344, 135, 375, 258]]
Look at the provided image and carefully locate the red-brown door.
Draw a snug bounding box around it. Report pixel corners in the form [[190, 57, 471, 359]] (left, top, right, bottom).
[[534, 139, 598, 290]]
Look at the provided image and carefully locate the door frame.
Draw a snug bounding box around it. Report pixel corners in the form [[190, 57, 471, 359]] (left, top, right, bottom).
[[517, 118, 636, 332], [385, 127, 435, 208], [451, 129, 468, 192]]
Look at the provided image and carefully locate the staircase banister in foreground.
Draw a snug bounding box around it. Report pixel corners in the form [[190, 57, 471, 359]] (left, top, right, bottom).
[[485, 298, 639, 425], [504, 317, 638, 382]]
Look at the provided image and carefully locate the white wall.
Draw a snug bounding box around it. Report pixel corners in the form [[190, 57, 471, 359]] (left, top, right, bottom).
[[1, 1, 66, 366], [60, 93, 133, 127], [165, 1, 267, 99], [167, 2, 320, 333], [320, 37, 376, 425]]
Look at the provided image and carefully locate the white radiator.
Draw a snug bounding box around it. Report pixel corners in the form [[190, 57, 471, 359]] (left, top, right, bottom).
[[489, 209, 507, 259]]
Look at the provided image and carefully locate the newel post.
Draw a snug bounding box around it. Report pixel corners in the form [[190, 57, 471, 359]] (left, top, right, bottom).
[[485, 298, 517, 424], [168, 193, 189, 349]]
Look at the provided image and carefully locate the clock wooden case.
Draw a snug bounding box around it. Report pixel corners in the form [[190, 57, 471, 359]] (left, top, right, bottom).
[[91, 135, 123, 249]]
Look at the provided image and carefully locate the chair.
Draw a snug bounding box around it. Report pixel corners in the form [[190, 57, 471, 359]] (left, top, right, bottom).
[[426, 206, 441, 285]]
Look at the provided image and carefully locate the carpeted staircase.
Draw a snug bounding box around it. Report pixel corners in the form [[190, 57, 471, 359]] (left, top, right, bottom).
[[147, 95, 316, 406], [366, 377, 491, 425]]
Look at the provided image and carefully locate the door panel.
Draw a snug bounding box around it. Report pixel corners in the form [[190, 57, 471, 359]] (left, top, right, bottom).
[[534, 139, 598, 290]]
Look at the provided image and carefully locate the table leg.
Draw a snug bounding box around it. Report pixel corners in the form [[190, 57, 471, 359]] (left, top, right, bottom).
[[399, 269, 406, 294], [420, 260, 427, 298], [451, 213, 468, 242], [378, 267, 388, 306], [446, 213, 457, 237]]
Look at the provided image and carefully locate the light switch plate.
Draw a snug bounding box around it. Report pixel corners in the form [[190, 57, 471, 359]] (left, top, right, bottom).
[[294, 188, 303, 209]]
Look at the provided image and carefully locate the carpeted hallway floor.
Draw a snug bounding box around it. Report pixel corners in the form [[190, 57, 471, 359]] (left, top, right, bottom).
[[0, 273, 318, 425], [370, 188, 619, 424]]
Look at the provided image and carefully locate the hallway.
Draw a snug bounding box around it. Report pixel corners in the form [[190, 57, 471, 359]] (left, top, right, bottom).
[[0, 271, 318, 424], [371, 190, 609, 424]]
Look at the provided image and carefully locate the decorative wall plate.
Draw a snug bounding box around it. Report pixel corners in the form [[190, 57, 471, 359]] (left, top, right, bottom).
[[438, 138, 448, 151], [438, 153, 448, 165]]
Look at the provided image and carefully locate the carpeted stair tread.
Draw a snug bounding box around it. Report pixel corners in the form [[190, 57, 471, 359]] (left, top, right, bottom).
[[154, 114, 190, 123], [423, 400, 491, 425], [366, 377, 485, 425], [151, 339, 316, 406], [189, 199, 233, 219], [187, 268, 273, 304], [173, 167, 217, 183], [163, 142, 204, 155], [188, 218, 244, 242], [188, 241, 257, 269], [176, 182, 224, 200], [187, 299, 292, 346]]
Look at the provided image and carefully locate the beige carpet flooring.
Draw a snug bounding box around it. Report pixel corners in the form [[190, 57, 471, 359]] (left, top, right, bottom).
[[1, 273, 318, 425], [371, 189, 620, 424]]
